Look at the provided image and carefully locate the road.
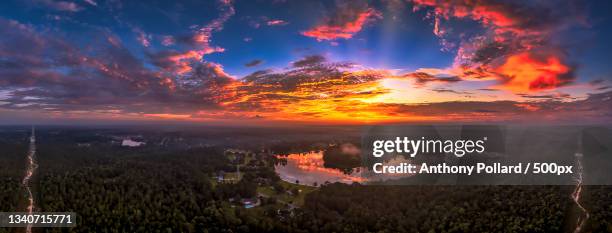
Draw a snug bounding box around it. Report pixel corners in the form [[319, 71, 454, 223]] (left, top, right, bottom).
[[22, 126, 37, 233], [572, 136, 589, 233]]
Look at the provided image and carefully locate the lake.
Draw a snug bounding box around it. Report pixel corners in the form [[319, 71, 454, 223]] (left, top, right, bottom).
[[275, 151, 422, 186], [274, 151, 365, 186]]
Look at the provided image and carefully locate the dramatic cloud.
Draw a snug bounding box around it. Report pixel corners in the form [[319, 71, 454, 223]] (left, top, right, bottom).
[[494, 52, 574, 92], [205, 56, 606, 122], [0, 17, 608, 124], [411, 0, 583, 92], [221, 58, 389, 117], [148, 0, 234, 74], [0, 1, 238, 117], [0, 0, 609, 123], [302, 0, 382, 41]]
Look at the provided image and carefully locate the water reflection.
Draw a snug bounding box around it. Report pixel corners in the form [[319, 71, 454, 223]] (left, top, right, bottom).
[[275, 151, 365, 186]]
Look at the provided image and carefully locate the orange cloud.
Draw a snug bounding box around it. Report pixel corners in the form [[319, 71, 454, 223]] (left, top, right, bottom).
[[495, 52, 573, 92], [167, 50, 203, 74], [514, 103, 540, 112], [302, 7, 382, 41], [150, 0, 233, 75], [412, 0, 582, 93], [4, 3, 607, 124]]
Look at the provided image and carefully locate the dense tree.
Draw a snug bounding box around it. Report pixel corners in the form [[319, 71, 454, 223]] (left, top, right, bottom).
[[0, 127, 610, 232]]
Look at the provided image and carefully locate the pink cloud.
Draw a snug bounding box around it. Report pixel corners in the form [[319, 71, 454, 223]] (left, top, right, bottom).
[[302, 7, 382, 41], [266, 19, 288, 26]]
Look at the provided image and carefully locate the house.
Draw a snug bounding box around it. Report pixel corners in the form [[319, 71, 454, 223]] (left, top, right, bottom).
[[241, 198, 260, 209], [216, 171, 225, 182]]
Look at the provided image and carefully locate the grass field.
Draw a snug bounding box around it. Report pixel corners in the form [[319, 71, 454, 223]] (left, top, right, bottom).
[[257, 180, 317, 206]]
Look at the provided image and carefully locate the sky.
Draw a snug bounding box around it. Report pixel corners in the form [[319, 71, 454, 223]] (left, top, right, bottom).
[[0, 0, 611, 124]]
